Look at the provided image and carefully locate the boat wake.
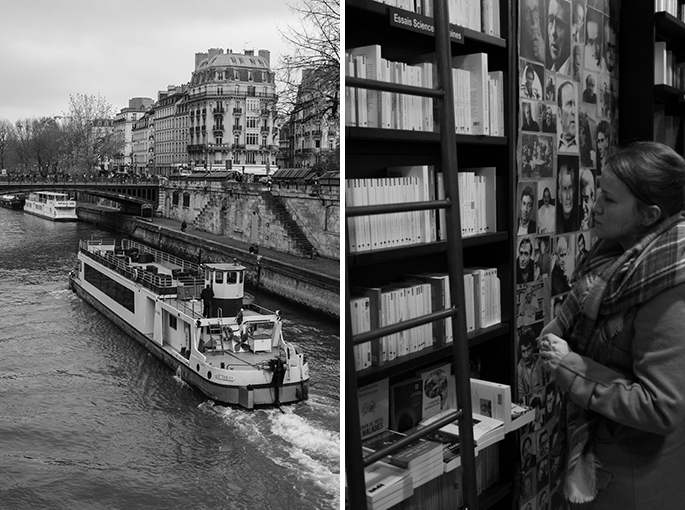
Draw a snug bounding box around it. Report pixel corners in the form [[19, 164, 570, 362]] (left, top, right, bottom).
[[202, 402, 340, 509]]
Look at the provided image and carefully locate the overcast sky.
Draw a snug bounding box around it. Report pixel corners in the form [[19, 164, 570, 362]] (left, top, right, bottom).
[[0, 0, 303, 124]]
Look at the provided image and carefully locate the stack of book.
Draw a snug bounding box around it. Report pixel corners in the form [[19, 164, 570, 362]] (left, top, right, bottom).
[[421, 428, 466, 473], [359, 460, 414, 510], [362, 429, 444, 489], [439, 411, 505, 453]]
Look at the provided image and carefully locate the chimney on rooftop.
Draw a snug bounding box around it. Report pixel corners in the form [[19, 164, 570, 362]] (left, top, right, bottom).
[[208, 47, 224, 59], [195, 52, 208, 69], [258, 50, 270, 66]]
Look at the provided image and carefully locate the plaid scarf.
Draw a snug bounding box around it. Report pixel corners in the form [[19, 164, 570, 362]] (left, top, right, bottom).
[[541, 212, 685, 503]]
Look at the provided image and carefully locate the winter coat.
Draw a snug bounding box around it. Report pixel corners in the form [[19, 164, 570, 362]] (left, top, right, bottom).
[[555, 283, 685, 509]]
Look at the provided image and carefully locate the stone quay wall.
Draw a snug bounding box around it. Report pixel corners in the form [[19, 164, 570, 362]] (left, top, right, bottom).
[[161, 180, 340, 260]]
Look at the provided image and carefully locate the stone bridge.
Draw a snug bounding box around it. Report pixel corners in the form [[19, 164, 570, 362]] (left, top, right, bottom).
[[0, 180, 159, 216]]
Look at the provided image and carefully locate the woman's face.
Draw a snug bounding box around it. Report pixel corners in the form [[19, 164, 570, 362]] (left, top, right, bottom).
[[592, 167, 642, 248]]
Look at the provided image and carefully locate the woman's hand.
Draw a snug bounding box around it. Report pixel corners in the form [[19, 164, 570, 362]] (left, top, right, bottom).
[[539, 333, 571, 375]]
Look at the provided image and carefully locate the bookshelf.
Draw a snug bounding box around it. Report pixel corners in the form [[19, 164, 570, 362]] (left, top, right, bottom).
[[345, 0, 517, 509], [619, 6, 685, 150]]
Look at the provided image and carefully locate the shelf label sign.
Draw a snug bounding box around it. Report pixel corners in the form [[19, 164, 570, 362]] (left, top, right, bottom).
[[388, 7, 464, 44]]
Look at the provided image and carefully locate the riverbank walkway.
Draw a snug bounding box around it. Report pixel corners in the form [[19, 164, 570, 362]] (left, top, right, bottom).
[[148, 216, 340, 281]]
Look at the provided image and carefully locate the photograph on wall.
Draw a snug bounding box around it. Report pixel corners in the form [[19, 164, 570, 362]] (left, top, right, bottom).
[[521, 0, 546, 64], [521, 133, 554, 179], [537, 180, 556, 234], [555, 154, 579, 233], [578, 167, 596, 230], [521, 60, 545, 100], [516, 1, 621, 508], [517, 181, 538, 235]]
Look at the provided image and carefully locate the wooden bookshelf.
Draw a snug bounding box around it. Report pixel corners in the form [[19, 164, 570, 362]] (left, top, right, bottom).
[[620, 5, 685, 147], [345, 1, 517, 509]]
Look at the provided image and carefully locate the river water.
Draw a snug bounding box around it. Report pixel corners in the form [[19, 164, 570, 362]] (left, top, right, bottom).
[[0, 208, 340, 510]]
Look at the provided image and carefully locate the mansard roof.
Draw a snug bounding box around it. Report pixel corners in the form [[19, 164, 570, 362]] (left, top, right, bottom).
[[198, 53, 269, 69]]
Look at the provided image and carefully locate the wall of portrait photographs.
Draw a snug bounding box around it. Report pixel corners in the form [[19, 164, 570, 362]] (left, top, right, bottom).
[[516, 0, 619, 509]]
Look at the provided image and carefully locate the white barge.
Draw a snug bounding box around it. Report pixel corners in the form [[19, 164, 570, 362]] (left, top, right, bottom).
[[24, 191, 78, 221], [69, 237, 309, 409]]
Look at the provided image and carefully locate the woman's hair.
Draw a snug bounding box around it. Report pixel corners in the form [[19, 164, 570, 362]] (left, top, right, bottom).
[[605, 141, 685, 222]]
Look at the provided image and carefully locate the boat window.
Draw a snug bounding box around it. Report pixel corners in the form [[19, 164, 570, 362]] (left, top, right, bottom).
[[215, 271, 224, 284], [247, 322, 274, 338], [226, 271, 237, 284], [238, 271, 243, 284]]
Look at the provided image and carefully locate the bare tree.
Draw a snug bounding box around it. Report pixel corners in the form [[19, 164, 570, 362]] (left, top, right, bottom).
[[278, 0, 340, 122], [30, 117, 63, 175], [0, 119, 13, 171], [62, 93, 122, 174], [13, 118, 35, 172]]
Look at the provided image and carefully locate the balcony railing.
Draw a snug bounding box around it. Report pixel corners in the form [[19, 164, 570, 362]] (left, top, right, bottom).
[[233, 108, 243, 115]]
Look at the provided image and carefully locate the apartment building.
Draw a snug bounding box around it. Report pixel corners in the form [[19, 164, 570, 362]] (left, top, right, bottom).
[[186, 47, 278, 174], [112, 97, 153, 171], [153, 85, 189, 176], [131, 110, 155, 174]]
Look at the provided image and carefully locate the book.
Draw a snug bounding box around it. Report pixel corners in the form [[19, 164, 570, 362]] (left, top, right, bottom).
[[470, 378, 512, 431], [358, 379, 390, 439], [350, 296, 372, 371], [451, 52, 490, 135], [353, 54, 369, 128], [417, 363, 456, 422], [401, 272, 446, 347], [361, 460, 414, 510], [362, 429, 442, 469], [345, 52, 357, 127], [387, 165, 436, 244], [362, 429, 443, 489], [462, 166, 497, 234], [349, 45, 384, 128], [422, 428, 464, 472], [351, 286, 385, 366], [390, 377, 424, 432], [440, 412, 505, 452], [464, 266, 501, 329], [655, 41, 668, 86], [510, 402, 536, 432], [487, 70, 504, 135], [463, 272, 475, 332]]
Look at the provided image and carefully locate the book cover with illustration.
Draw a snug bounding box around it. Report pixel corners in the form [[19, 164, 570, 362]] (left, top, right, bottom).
[[358, 379, 390, 440], [390, 377, 424, 433], [417, 363, 456, 422]]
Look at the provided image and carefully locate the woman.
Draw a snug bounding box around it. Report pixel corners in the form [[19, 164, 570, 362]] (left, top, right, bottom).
[[539, 141, 685, 508]]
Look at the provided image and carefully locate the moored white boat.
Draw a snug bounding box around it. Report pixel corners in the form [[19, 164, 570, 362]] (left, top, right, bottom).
[[0, 193, 25, 210], [24, 191, 78, 221], [69, 237, 310, 409]]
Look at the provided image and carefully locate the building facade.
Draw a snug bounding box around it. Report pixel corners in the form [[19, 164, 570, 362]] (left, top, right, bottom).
[[277, 68, 340, 170], [113, 97, 153, 171], [186, 48, 278, 175], [131, 110, 155, 174], [153, 86, 189, 176]]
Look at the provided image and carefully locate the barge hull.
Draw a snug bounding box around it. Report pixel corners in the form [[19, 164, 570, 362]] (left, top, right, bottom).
[[70, 277, 308, 408]]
